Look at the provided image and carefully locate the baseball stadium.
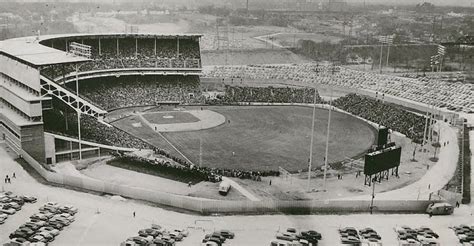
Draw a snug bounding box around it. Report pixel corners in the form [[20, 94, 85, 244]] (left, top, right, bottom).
[[0, 32, 471, 212]]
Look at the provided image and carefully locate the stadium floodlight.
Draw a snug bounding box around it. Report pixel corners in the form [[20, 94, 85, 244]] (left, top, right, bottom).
[[437, 45, 446, 72], [377, 35, 394, 74], [307, 87, 318, 191], [69, 42, 92, 59], [322, 90, 333, 191]]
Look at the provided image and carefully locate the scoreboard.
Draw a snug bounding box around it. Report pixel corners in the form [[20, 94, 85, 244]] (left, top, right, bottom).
[[364, 145, 401, 176]]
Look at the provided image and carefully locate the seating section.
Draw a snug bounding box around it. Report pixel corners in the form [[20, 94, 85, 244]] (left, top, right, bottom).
[[40, 37, 201, 81], [71, 75, 202, 110], [333, 93, 426, 143], [214, 85, 321, 104], [43, 102, 152, 150], [204, 64, 474, 113]]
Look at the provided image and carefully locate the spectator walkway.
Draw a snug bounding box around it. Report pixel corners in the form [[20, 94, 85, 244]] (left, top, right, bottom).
[[346, 121, 459, 201]]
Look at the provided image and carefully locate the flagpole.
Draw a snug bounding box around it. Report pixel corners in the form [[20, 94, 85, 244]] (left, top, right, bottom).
[[307, 87, 317, 191]]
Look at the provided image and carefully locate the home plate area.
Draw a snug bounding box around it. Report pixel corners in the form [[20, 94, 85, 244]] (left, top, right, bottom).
[[141, 109, 226, 132]]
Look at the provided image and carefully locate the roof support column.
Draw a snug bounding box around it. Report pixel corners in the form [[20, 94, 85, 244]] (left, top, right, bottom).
[[116, 38, 119, 56], [135, 38, 138, 58], [154, 38, 157, 56], [177, 37, 180, 58], [98, 38, 101, 56]]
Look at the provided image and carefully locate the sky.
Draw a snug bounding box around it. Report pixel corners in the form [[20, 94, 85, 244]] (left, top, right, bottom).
[[0, 0, 472, 7], [351, 0, 473, 6]]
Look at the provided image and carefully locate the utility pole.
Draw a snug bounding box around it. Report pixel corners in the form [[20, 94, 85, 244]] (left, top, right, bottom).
[[370, 177, 376, 214]]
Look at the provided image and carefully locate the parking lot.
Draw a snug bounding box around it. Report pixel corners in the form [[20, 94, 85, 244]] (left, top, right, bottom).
[[0, 145, 473, 245]]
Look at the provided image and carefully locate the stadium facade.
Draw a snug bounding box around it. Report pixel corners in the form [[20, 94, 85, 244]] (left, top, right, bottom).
[[0, 33, 202, 165]]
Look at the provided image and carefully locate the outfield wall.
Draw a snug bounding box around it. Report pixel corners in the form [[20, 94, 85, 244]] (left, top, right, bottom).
[[18, 147, 439, 215]]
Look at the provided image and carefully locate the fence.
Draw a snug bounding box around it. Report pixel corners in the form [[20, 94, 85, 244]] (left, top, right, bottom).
[[18, 148, 438, 215]]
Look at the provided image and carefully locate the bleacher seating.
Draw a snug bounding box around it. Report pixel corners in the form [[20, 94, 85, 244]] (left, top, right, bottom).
[[204, 64, 474, 113]]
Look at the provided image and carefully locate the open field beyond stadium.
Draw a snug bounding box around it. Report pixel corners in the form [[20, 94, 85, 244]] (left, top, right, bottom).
[[113, 105, 376, 172]]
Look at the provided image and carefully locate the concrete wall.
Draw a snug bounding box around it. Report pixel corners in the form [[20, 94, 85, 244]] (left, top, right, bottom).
[[21, 124, 45, 163], [18, 148, 439, 215], [0, 55, 40, 92]]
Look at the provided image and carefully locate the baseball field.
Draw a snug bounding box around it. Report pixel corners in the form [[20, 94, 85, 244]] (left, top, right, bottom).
[[113, 105, 376, 172]]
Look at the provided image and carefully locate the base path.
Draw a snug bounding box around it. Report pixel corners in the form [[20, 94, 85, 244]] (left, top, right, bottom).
[[222, 177, 261, 201], [141, 110, 225, 132]]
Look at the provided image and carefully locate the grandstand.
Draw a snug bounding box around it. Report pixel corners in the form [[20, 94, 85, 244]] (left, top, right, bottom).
[[203, 64, 474, 114], [0, 33, 202, 164]]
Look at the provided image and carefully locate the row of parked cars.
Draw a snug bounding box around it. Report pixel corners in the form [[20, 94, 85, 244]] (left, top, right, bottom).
[[7, 201, 78, 245], [121, 224, 189, 246], [338, 227, 383, 245], [273, 228, 322, 246], [201, 230, 235, 246], [0, 191, 37, 224], [451, 224, 474, 245], [394, 226, 439, 246]]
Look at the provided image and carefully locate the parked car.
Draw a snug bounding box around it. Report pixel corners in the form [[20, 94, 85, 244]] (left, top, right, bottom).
[[138, 228, 161, 238], [276, 232, 298, 241], [30, 213, 50, 221], [168, 231, 183, 241], [59, 205, 78, 215], [0, 213, 8, 224], [216, 229, 234, 239], [173, 228, 189, 237], [218, 181, 231, 196], [1, 208, 16, 215], [38, 226, 60, 236], [10, 196, 25, 206], [20, 195, 37, 203], [8, 237, 29, 245], [426, 202, 454, 215]]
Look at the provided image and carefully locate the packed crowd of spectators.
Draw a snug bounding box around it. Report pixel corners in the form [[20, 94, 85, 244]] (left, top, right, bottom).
[[223, 85, 320, 104], [40, 38, 201, 81], [203, 63, 474, 113], [70, 75, 203, 110], [206, 85, 321, 104], [43, 105, 151, 149], [333, 94, 426, 143], [112, 151, 280, 184]]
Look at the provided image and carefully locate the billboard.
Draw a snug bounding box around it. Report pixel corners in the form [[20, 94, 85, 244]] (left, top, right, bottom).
[[364, 146, 401, 176]]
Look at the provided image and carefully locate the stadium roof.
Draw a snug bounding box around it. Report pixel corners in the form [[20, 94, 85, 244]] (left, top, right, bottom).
[[0, 36, 90, 67], [0, 33, 203, 67], [39, 33, 203, 40]]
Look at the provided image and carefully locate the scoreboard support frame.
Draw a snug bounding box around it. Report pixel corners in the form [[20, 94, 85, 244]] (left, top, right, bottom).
[[364, 166, 399, 186]]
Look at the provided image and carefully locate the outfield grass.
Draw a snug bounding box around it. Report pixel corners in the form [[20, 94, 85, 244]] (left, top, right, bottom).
[[113, 105, 376, 172], [162, 106, 376, 172]]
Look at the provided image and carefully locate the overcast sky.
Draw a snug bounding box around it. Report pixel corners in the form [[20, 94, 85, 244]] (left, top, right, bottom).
[[351, 0, 473, 6], [0, 0, 473, 7]]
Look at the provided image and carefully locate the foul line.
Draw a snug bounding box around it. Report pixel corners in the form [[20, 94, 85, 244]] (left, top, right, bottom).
[[138, 114, 195, 166]]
